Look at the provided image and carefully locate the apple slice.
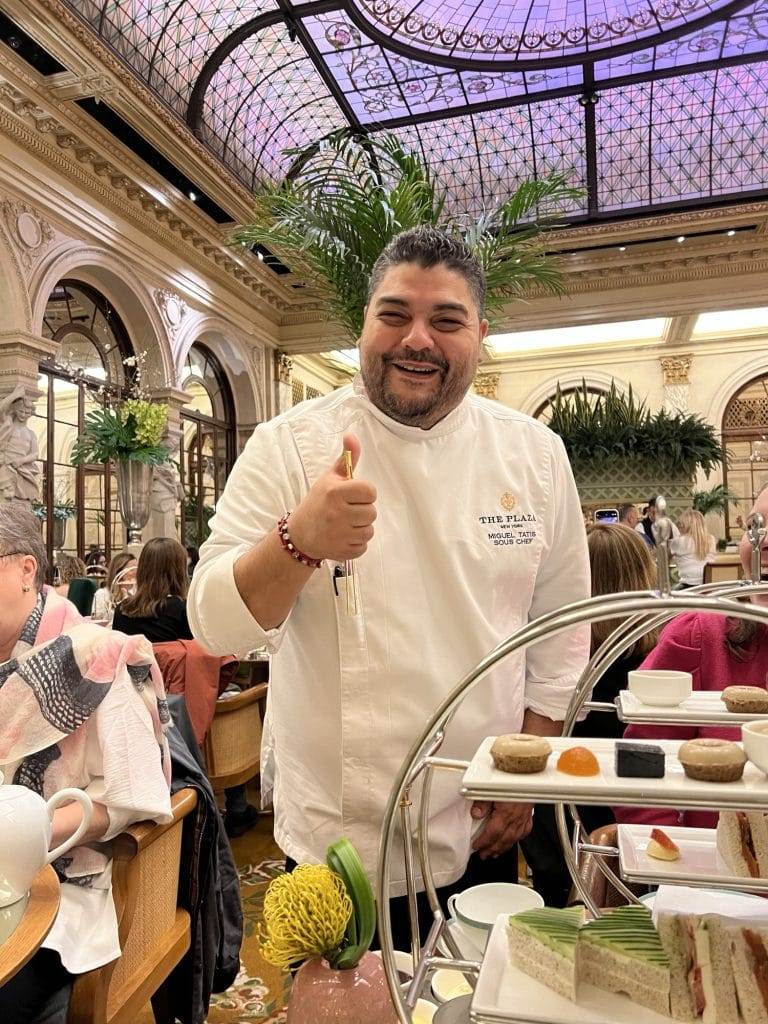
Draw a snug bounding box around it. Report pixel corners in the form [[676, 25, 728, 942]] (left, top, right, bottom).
[[647, 828, 681, 862]]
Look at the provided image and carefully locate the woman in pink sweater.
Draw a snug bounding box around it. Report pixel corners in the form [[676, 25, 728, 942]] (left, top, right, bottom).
[[617, 611, 768, 828]]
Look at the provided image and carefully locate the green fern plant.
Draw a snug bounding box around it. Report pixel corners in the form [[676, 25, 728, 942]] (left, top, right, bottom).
[[692, 484, 737, 517], [548, 380, 724, 477], [233, 129, 583, 339]]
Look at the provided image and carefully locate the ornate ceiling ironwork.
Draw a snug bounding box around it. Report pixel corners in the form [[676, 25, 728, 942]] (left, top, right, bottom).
[[63, 0, 768, 219]]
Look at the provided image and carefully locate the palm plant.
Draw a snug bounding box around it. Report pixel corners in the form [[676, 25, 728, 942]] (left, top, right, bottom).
[[548, 381, 725, 477], [692, 484, 738, 517], [232, 130, 583, 339]]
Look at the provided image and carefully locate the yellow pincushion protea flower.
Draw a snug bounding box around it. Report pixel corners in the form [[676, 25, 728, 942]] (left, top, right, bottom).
[[259, 864, 353, 970]]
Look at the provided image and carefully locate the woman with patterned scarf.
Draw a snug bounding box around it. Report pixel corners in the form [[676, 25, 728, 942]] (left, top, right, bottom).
[[0, 505, 172, 1024]]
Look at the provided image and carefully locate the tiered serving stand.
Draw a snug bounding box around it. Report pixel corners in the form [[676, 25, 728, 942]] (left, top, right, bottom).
[[376, 501, 768, 1023]]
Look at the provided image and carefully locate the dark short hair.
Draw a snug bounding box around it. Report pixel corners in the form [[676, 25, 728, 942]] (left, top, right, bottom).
[[367, 227, 486, 317], [647, 497, 657, 507]]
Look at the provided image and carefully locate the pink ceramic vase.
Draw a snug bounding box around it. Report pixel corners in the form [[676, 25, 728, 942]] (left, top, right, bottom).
[[287, 951, 400, 1023]]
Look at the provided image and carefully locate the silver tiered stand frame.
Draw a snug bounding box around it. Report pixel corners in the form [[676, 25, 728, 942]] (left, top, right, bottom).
[[375, 501, 768, 1023]]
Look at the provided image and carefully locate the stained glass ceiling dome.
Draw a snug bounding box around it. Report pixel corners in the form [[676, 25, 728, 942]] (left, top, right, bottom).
[[65, 0, 768, 220], [345, 0, 744, 63]]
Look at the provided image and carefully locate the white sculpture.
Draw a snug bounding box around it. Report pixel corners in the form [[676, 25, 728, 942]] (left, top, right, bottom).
[[150, 426, 184, 515], [0, 386, 40, 503]]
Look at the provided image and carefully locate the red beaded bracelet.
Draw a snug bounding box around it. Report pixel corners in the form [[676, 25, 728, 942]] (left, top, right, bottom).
[[277, 513, 323, 569]]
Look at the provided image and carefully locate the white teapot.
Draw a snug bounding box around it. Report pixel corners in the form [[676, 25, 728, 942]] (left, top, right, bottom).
[[0, 774, 93, 907]]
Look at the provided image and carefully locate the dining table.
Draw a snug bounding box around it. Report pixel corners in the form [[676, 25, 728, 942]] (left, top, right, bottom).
[[0, 865, 60, 987]]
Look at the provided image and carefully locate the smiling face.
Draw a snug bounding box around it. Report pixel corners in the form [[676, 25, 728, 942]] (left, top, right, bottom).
[[359, 262, 488, 429]]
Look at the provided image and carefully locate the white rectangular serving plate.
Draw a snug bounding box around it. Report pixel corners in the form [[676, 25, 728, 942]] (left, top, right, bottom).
[[460, 737, 768, 809], [471, 914, 672, 1024], [616, 823, 768, 890], [616, 690, 768, 725]]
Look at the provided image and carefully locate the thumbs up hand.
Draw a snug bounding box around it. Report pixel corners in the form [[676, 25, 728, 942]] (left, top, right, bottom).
[[288, 433, 377, 562]]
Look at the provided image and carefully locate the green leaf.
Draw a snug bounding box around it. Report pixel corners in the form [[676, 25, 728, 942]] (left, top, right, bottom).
[[547, 378, 725, 478], [70, 401, 171, 467], [232, 128, 584, 339], [326, 838, 376, 970]]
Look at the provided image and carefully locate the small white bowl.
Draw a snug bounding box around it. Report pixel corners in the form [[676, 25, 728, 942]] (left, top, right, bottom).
[[431, 968, 473, 1003], [628, 669, 693, 707], [447, 883, 544, 948], [371, 948, 413, 981], [742, 721, 768, 773], [412, 998, 438, 1023]]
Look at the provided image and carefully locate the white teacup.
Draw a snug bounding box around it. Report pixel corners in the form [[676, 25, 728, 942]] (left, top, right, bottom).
[[0, 782, 93, 907], [628, 669, 693, 707], [742, 721, 768, 773], [447, 883, 544, 952]]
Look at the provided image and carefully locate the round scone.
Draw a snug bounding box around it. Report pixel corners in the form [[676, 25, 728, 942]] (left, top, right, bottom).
[[677, 738, 746, 782], [721, 685, 768, 714], [491, 734, 552, 774]]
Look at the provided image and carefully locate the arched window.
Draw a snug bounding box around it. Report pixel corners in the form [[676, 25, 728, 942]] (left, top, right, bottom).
[[533, 386, 606, 424], [722, 374, 768, 541], [180, 343, 235, 548], [34, 280, 134, 572]]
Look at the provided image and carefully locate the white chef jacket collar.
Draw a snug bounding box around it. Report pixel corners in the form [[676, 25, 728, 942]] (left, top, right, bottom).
[[351, 373, 469, 440]]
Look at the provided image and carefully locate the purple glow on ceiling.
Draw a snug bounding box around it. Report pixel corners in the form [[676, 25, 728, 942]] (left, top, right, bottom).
[[61, 0, 768, 219]]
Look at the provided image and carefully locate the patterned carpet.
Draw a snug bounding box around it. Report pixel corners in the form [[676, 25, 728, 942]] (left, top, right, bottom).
[[137, 808, 291, 1023]]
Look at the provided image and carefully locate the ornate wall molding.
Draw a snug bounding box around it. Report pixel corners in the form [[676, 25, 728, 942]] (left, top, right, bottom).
[[0, 197, 55, 272], [0, 210, 33, 331], [45, 70, 117, 103], [473, 372, 500, 400], [660, 354, 693, 413], [0, 64, 290, 319], [526, 242, 768, 299], [660, 354, 693, 386], [154, 288, 187, 338], [553, 202, 768, 244]]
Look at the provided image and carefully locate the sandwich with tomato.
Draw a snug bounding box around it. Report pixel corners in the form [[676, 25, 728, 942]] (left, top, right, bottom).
[[717, 811, 768, 879]]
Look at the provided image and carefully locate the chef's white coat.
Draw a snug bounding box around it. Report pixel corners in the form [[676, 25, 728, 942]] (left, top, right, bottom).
[[189, 379, 590, 893]]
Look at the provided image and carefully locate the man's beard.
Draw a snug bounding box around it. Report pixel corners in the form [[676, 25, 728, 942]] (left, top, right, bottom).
[[360, 347, 477, 428]]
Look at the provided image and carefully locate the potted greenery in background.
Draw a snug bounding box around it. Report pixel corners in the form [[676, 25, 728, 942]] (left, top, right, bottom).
[[71, 395, 170, 545], [233, 129, 583, 340], [32, 493, 76, 551], [691, 483, 737, 517], [548, 381, 725, 514]]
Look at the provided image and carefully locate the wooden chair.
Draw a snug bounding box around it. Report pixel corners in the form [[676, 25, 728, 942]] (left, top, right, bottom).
[[703, 554, 744, 584], [67, 788, 198, 1024], [203, 682, 267, 792]]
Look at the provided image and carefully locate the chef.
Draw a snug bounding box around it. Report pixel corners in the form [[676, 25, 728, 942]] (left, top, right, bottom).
[[189, 226, 590, 932]]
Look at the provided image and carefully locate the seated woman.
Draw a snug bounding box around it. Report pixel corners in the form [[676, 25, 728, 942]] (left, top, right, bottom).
[[112, 537, 193, 643], [54, 553, 87, 598], [91, 551, 136, 622], [617, 493, 768, 829], [0, 505, 172, 1024], [670, 508, 716, 588], [574, 523, 658, 743]]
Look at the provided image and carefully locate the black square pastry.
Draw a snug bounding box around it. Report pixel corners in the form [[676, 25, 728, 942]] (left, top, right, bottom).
[[615, 741, 665, 779]]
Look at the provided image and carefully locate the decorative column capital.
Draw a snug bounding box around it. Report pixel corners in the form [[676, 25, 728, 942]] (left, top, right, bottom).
[[149, 386, 191, 414], [277, 353, 293, 384], [659, 354, 693, 386], [0, 332, 58, 384], [473, 371, 500, 401]]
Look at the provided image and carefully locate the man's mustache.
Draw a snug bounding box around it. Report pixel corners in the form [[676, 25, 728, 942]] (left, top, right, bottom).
[[383, 349, 449, 372]]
